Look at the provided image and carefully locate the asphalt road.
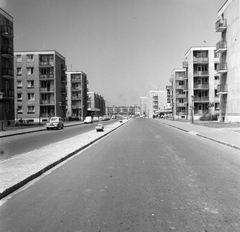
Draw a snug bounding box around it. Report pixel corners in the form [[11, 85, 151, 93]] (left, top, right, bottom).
[[0, 120, 115, 161], [1, 119, 240, 231]]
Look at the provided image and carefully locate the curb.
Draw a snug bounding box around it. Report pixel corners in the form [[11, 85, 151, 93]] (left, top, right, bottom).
[[0, 120, 129, 199], [162, 121, 240, 151]]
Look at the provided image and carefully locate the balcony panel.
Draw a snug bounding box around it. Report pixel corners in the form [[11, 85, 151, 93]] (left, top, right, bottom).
[[1, 46, 13, 58], [40, 100, 55, 105], [176, 94, 186, 99], [194, 97, 209, 102], [215, 19, 227, 32], [1, 25, 13, 38], [39, 61, 54, 67], [2, 89, 14, 98], [217, 63, 227, 73], [39, 88, 54, 92], [217, 84, 228, 95], [193, 57, 209, 63], [216, 41, 227, 53], [193, 71, 209, 76], [183, 61, 188, 68], [176, 85, 184, 90], [39, 74, 54, 79], [194, 84, 209, 89], [2, 68, 14, 79]]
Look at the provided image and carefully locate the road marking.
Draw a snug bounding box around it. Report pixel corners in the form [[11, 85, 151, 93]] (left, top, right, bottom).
[[188, 131, 198, 135]]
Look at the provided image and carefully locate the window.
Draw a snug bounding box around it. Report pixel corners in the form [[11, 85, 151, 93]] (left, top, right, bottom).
[[27, 54, 34, 62], [16, 55, 22, 62], [17, 68, 22, 76], [17, 93, 22, 101], [28, 93, 35, 101], [27, 106, 35, 114], [27, 67, 34, 75], [27, 80, 34, 88], [17, 80, 22, 88], [215, 76, 219, 81], [17, 106, 23, 114]]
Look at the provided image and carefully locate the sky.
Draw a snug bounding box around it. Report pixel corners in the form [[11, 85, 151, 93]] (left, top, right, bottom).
[[2, 0, 226, 106]]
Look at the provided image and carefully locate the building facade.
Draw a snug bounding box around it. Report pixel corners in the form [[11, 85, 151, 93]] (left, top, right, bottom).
[[183, 47, 220, 120], [145, 90, 167, 118], [66, 71, 88, 120], [170, 69, 187, 119], [216, 0, 240, 122], [14, 50, 67, 123], [140, 96, 147, 116], [0, 8, 14, 129], [106, 105, 139, 116], [87, 92, 106, 117]]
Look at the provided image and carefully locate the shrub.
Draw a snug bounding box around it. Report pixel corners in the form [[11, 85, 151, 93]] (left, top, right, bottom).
[[200, 113, 219, 121]]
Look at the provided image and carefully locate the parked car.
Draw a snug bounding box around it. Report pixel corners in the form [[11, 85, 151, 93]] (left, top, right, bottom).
[[84, 116, 93, 124], [95, 123, 104, 132], [46, 117, 64, 130], [92, 116, 99, 122]]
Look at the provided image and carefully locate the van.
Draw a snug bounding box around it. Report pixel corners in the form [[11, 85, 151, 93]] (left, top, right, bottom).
[[84, 116, 93, 124]]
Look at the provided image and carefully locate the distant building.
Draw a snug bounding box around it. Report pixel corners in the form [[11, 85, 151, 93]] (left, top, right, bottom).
[[0, 8, 14, 129], [106, 105, 139, 116], [66, 71, 88, 120], [215, 0, 240, 122], [145, 90, 167, 118], [183, 46, 220, 120], [140, 96, 147, 116], [14, 50, 67, 123], [87, 92, 106, 116]]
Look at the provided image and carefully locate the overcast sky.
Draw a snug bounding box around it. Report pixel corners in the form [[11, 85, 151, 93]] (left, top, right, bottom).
[[2, 0, 226, 106]]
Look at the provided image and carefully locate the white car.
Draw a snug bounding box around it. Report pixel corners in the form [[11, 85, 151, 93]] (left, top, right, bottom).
[[46, 117, 64, 130], [84, 116, 93, 124]]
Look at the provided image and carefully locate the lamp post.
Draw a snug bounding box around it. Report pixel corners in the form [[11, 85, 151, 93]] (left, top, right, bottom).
[[191, 95, 194, 124], [172, 102, 174, 121], [0, 92, 4, 131]]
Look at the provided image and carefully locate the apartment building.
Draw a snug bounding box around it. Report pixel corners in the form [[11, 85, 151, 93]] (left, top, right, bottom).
[[140, 96, 147, 116], [87, 92, 106, 117], [215, 0, 240, 122], [145, 90, 167, 118], [183, 47, 220, 120], [0, 8, 14, 129], [106, 105, 139, 116], [170, 69, 187, 119], [165, 85, 173, 114], [14, 50, 67, 123], [66, 71, 88, 120]]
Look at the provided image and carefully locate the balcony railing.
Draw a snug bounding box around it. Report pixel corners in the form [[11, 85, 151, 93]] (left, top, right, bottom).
[[217, 63, 227, 73], [71, 78, 81, 83], [194, 97, 209, 102], [2, 89, 14, 98], [193, 71, 209, 76], [2, 68, 14, 78], [216, 41, 227, 53], [39, 88, 54, 92], [40, 100, 55, 105], [72, 105, 82, 109], [72, 96, 81, 100], [1, 46, 13, 58], [176, 94, 186, 98], [39, 74, 54, 79], [176, 103, 185, 107], [193, 57, 209, 63], [39, 61, 54, 67], [176, 85, 184, 89], [194, 83, 209, 89], [1, 25, 13, 38], [183, 61, 188, 68], [215, 19, 227, 32], [217, 84, 228, 94]]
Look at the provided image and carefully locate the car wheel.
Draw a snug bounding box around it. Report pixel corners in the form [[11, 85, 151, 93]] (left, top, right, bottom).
[[46, 128, 49, 130]]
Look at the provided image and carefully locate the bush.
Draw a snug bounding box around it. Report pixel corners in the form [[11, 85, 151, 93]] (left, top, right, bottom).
[[200, 113, 219, 121]]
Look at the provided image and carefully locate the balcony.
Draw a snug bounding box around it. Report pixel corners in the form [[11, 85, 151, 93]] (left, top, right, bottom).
[[176, 85, 184, 90], [40, 100, 55, 105], [217, 63, 227, 73], [39, 74, 54, 79], [216, 41, 227, 53], [194, 97, 209, 102], [72, 105, 82, 109], [217, 84, 228, 95], [2, 89, 14, 98], [193, 71, 209, 76], [71, 87, 81, 91], [39, 88, 54, 92], [193, 57, 209, 63], [72, 96, 81, 100], [1, 46, 13, 58], [215, 19, 227, 32], [194, 83, 209, 89], [183, 61, 188, 68], [71, 78, 81, 83], [176, 94, 186, 99], [2, 68, 14, 79], [39, 61, 54, 67], [1, 25, 13, 38], [176, 103, 185, 107]]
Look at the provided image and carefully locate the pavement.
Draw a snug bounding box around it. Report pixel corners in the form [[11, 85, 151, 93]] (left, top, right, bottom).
[[1, 118, 240, 200]]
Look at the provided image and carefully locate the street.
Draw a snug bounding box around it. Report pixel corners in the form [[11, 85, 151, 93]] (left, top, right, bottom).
[[0, 120, 115, 161], [1, 118, 240, 231]]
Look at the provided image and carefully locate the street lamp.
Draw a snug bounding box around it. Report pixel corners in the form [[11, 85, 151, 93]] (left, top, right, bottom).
[[172, 102, 174, 121], [0, 92, 4, 131], [191, 95, 194, 124]]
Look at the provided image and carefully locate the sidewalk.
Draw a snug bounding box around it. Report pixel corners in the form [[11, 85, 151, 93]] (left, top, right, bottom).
[[157, 119, 240, 151], [0, 120, 128, 199], [0, 121, 84, 138]]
